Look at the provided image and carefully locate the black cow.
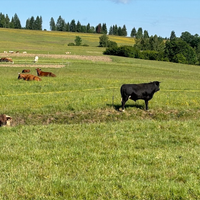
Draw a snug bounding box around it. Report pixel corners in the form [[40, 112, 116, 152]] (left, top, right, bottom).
[[120, 81, 160, 111]]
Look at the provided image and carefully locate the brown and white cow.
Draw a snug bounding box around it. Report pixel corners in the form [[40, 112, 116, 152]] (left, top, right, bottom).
[[0, 114, 12, 127]]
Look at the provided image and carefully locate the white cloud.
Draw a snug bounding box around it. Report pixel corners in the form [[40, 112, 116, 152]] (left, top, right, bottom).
[[111, 0, 131, 4]]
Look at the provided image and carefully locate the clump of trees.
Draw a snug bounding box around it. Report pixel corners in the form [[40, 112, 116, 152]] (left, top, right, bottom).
[[0, 13, 21, 29], [99, 34, 117, 48], [104, 31, 200, 65], [25, 16, 42, 30]]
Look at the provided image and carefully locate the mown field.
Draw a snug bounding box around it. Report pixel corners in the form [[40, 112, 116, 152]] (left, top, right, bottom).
[[1, 28, 200, 199]]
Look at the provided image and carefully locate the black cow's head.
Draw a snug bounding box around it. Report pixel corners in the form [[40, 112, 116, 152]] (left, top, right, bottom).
[[153, 81, 160, 92]]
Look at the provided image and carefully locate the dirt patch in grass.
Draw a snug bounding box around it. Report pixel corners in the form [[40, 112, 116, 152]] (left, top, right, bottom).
[[0, 53, 112, 62], [0, 64, 65, 68]]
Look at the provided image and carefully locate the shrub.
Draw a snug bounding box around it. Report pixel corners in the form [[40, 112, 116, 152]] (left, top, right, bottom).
[[68, 43, 75, 46]]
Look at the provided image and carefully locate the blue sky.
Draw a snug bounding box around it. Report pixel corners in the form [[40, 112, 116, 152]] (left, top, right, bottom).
[[1, 0, 200, 38]]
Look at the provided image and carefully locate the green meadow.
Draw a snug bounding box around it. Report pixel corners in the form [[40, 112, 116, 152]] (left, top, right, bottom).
[[0, 28, 200, 199]]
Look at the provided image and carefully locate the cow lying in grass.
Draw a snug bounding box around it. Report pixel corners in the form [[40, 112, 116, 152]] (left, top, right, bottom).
[[22, 69, 30, 73], [120, 81, 160, 111], [0, 57, 14, 63], [18, 73, 41, 81], [0, 114, 12, 127], [36, 68, 56, 77]]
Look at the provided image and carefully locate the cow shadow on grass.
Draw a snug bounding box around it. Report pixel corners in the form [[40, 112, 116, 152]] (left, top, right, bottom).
[[107, 103, 144, 111]]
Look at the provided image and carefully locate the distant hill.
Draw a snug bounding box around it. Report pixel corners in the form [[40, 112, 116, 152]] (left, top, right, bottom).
[[0, 28, 135, 55]]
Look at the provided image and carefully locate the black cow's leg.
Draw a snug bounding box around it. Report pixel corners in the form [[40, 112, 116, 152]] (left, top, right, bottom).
[[145, 100, 148, 110], [121, 97, 128, 111]]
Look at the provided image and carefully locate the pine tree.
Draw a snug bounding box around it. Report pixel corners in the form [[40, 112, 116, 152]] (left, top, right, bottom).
[[50, 17, 56, 31], [76, 21, 81, 32], [101, 23, 107, 34], [109, 26, 113, 35], [0, 13, 5, 28], [136, 27, 143, 39], [122, 25, 127, 36], [130, 27, 136, 37], [170, 30, 176, 40], [70, 19, 76, 32], [87, 23, 91, 33], [56, 16, 65, 31], [144, 30, 149, 38], [12, 13, 21, 29]]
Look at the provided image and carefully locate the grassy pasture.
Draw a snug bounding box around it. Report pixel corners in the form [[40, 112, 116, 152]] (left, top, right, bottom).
[[0, 28, 135, 54], [1, 29, 200, 199]]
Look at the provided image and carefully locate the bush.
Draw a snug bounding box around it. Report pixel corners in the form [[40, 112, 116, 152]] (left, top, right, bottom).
[[107, 40, 117, 48], [68, 43, 75, 46]]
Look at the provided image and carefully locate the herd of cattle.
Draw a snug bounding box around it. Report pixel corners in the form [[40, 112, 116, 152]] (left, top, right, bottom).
[[0, 56, 161, 127], [18, 68, 56, 81]]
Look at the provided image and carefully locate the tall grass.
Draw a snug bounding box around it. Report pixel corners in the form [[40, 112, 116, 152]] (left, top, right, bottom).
[[1, 29, 200, 199]]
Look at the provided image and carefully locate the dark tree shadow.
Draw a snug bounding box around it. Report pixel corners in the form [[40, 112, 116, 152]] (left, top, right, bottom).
[[107, 103, 144, 111]]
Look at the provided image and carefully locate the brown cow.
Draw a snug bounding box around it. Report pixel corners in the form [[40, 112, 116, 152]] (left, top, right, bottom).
[[22, 69, 30, 73], [18, 73, 41, 81], [0, 114, 12, 127], [0, 57, 14, 63], [36, 68, 56, 77]]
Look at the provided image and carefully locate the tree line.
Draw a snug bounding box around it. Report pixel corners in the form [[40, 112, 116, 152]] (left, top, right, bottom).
[[50, 16, 128, 36], [104, 30, 200, 65], [0, 12, 133, 37]]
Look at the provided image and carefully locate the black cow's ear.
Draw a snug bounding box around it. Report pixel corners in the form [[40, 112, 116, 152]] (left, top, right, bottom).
[[155, 81, 160, 86]]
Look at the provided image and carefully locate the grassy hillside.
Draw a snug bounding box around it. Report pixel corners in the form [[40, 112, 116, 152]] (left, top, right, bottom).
[[0, 28, 135, 54], [0, 29, 200, 199]]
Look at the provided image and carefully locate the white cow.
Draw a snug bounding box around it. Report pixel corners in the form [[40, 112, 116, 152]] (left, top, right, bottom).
[[34, 56, 39, 63]]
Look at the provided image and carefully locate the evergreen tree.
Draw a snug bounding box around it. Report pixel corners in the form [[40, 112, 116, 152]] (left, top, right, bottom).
[[56, 16, 65, 31], [81, 25, 87, 33], [118, 27, 122, 36], [50, 17, 56, 31], [34, 16, 42, 30], [170, 30, 176, 40], [136, 27, 143, 39], [25, 18, 30, 29], [86, 23, 91, 33], [113, 25, 118, 35], [122, 25, 127, 36], [70, 19, 76, 32], [0, 13, 5, 27], [65, 22, 70, 32], [76, 21, 81, 32], [29, 16, 35, 30], [5, 14, 10, 28], [101, 23, 107, 34], [109, 26, 113, 35], [131, 27, 137, 37], [12, 13, 21, 29], [144, 30, 149, 38]]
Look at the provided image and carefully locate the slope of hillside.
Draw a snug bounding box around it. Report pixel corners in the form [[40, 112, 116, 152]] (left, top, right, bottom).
[[0, 28, 135, 55]]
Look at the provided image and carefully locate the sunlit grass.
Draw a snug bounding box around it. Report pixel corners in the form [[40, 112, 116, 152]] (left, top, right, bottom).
[[1, 28, 200, 199]]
